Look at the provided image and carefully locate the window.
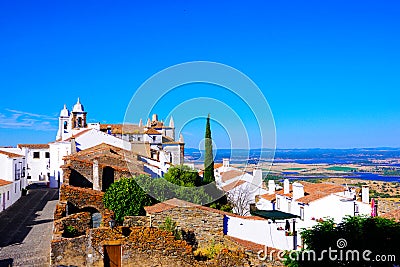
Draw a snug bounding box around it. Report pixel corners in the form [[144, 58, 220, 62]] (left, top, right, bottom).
[[15, 184, 17, 193], [300, 207, 304, 221], [276, 197, 280, 210], [45, 152, 50, 158], [64, 121, 68, 129], [27, 175, 31, 179], [33, 152, 40, 159], [7, 191, 9, 200]]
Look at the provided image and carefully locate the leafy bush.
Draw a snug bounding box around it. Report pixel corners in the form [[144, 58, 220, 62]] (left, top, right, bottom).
[[159, 216, 181, 240], [103, 175, 154, 222], [63, 225, 80, 238], [194, 240, 227, 260]]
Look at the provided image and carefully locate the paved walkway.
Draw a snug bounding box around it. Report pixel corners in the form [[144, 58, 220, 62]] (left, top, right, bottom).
[[0, 187, 59, 267]]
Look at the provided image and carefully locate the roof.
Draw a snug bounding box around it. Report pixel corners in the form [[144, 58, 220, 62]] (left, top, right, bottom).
[[221, 170, 245, 183], [100, 124, 144, 134], [221, 180, 247, 192], [259, 182, 345, 204], [382, 208, 400, 222], [63, 143, 145, 174], [144, 128, 162, 135], [17, 144, 49, 149], [64, 128, 92, 141], [0, 179, 13, 187], [214, 163, 223, 169], [251, 210, 300, 221], [0, 150, 24, 158]]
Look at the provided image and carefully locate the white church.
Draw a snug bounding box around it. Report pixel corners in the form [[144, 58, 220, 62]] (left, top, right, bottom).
[[1, 98, 185, 190]]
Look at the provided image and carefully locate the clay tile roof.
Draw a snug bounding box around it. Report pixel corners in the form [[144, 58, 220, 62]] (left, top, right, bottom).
[[260, 193, 277, 201], [17, 144, 49, 149], [382, 208, 400, 222], [296, 183, 345, 204], [214, 163, 223, 169], [0, 150, 23, 158], [221, 170, 245, 183], [224, 236, 265, 251], [64, 129, 92, 141], [222, 180, 247, 192], [0, 179, 13, 186], [100, 124, 144, 134], [144, 128, 161, 135]]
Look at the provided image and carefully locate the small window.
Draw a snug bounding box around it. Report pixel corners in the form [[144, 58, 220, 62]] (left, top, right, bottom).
[[27, 175, 31, 179], [45, 152, 50, 158], [33, 152, 40, 159], [300, 207, 304, 221], [276, 198, 280, 210], [7, 191, 10, 200]]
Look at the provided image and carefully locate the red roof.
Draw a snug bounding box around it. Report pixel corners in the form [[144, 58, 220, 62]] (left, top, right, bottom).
[[221, 170, 245, 183], [0, 150, 23, 158], [144, 128, 161, 135], [18, 144, 49, 149], [0, 179, 12, 187], [382, 208, 400, 222], [221, 180, 247, 192]]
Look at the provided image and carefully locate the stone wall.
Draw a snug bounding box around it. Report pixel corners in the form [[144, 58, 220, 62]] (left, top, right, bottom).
[[149, 207, 225, 248], [123, 216, 150, 227], [54, 202, 67, 220], [51, 235, 89, 266], [53, 211, 91, 235], [59, 184, 114, 226]]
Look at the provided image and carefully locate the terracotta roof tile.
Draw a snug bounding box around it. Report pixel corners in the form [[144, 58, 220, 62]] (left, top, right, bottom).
[[0, 179, 12, 186], [144, 128, 161, 135], [221, 180, 246, 192], [64, 128, 92, 141], [0, 150, 24, 158], [221, 170, 245, 183], [17, 144, 49, 149], [100, 124, 145, 134], [214, 163, 223, 169], [259, 182, 345, 204]]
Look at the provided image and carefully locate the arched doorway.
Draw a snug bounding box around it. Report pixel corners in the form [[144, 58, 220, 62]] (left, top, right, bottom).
[[102, 167, 114, 192]]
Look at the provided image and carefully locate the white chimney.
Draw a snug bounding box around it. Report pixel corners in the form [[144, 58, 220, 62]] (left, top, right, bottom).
[[292, 182, 304, 200], [268, 180, 275, 194], [93, 160, 100, 191], [252, 168, 262, 188], [223, 158, 230, 168], [362, 185, 369, 204], [284, 179, 290, 194], [152, 114, 158, 122]]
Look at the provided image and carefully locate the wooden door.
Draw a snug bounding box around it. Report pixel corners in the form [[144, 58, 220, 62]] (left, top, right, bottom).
[[104, 244, 121, 267]]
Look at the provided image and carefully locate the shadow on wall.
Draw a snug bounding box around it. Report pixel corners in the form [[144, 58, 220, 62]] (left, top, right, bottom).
[[223, 215, 229, 235]]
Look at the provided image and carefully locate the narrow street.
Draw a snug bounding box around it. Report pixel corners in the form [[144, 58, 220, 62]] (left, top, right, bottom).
[[0, 187, 59, 267]]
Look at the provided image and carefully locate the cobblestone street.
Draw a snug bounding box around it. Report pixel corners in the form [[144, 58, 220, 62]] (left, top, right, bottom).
[[0, 187, 59, 267]]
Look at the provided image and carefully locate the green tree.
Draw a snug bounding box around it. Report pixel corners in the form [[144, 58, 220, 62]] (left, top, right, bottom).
[[203, 114, 215, 184], [103, 175, 154, 222], [164, 165, 201, 187], [286, 216, 400, 267]]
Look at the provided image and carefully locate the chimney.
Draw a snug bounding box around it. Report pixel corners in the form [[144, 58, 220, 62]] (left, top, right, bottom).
[[223, 158, 230, 168], [252, 168, 262, 187], [93, 160, 100, 191], [362, 185, 369, 204], [268, 180, 275, 194], [152, 114, 158, 122], [284, 179, 290, 194], [139, 118, 143, 127], [70, 137, 77, 154], [292, 182, 304, 200]]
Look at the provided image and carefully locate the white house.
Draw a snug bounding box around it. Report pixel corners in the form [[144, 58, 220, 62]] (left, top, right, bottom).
[[0, 150, 27, 211], [17, 144, 50, 183], [256, 179, 372, 230], [214, 159, 267, 215]]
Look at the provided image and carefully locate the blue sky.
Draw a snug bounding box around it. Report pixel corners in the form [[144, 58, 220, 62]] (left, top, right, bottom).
[[0, 0, 399, 148]]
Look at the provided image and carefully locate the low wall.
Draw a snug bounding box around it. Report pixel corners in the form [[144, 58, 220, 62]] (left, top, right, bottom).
[[53, 211, 91, 234]]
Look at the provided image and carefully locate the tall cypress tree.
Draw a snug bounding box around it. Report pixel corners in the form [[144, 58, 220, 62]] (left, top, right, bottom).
[[203, 114, 215, 184]]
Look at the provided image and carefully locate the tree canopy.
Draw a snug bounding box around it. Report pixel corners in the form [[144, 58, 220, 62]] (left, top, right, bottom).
[[164, 165, 202, 187], [203, 114, 215, 184], [103, 175, 154, 222]]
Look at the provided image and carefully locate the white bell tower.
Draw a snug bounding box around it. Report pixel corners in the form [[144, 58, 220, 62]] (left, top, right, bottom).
[[56, 104, 71, 140], [71, 97, 87, 129]]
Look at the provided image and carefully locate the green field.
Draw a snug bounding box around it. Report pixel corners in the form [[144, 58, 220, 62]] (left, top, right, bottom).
[[326, 166, 357, 172]]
